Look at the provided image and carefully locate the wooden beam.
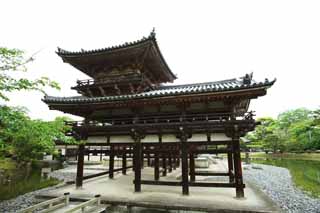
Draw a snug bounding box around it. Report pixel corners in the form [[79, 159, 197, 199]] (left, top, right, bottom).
[[194, 172, 230, 176], [189, 182, 244, 188], [139, 180, 182, 186]]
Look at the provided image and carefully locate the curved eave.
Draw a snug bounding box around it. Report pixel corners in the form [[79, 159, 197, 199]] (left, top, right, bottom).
[[43, 79, 276, 106], [56, 34, 176, 81]]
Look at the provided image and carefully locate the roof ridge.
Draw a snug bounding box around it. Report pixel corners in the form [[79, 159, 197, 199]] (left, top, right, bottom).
[[158, 78, 240, 89], [56, 30, 156, 56]]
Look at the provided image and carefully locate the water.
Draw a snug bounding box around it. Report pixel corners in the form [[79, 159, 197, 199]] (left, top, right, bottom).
[[0, 161, 62, 201], [252, 158, 320, 197]]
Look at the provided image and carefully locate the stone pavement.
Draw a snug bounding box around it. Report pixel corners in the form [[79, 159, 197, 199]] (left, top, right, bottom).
[[38, 159, 281, 213]]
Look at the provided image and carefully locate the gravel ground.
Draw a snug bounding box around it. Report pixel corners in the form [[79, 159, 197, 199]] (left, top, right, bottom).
[[243, 163, 320, 213], [1, 163, 320, 213]]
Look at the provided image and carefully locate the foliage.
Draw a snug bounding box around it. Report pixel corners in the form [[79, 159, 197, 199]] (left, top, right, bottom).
[[0, 47, 60, 101], [0, 106, 76, 162], [246, 108, 320, 153]]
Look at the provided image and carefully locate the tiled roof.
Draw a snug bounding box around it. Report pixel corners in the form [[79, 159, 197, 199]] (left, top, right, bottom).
[[56, 30, 156, 56], [43, 77, 276, 104], [55, 29, 177, 82]]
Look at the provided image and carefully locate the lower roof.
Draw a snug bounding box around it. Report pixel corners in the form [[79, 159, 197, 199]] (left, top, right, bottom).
[[43, 76, 275, 105]]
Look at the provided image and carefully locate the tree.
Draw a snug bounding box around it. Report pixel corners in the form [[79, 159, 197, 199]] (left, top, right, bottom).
[[0, 47, 60, 101], [0, 106, 75, 161]]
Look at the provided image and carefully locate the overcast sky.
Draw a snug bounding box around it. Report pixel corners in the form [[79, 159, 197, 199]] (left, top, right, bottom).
[[1, 0, 319, 121]]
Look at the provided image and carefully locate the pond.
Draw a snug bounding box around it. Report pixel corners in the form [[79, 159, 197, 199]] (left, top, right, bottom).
[[0, 160, 62, 201], [252, 158, 320, 197]]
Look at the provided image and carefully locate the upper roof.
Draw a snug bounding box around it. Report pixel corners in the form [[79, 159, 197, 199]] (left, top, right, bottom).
[[56, 30, 176, 83], [43, 75, 276, 104]]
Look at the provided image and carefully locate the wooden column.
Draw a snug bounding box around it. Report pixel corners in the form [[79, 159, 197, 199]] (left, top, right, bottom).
[[147, 146, 151, 167], [189, 153, 196, 182], [233, 129, 244, 198], [154, 151, 160, 181], [227, 144, 235, 183], [141, 146, 144, 169], [87, 146, 90, 161], [181, 133, 189, 195], [134, 135, 142, 192], [100, 146, 103, 161], [109, 145, 114, 179], [155, 135, 161, 181], [168, 152, 173, 173], [131, 146, 135, 171], [76, 144, 85, 188], [162, 155, 167, 176], [173, 154, 177, 170], [122, 147, 127, 175]]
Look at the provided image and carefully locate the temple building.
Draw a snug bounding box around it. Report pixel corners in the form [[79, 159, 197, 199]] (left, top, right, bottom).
[[43, 30, 275, 198]]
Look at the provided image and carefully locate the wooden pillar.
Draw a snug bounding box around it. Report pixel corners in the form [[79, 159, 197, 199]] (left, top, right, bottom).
[[147, 146, 151, 167], [100, 146, 103, 161], [134, 136, 142, 192], [109, 145, 114, 179], [162, 155, 167, 176], [122, 147, 127, 175], [131, 146, 135, 171], [233, 135, 244, 198], [189, 153, 195, 182], [168, 147, 173, 173], [227, 144, 235, 183], [154, 151, 160, 181], [76, 144, 85, 188], [181, 133, 189, 195], [141, 146, 144, 169], [87, 146, 90, 161], [173, 154, 177, 170]]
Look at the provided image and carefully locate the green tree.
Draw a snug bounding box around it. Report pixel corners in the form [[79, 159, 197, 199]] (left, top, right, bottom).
[[0, 47, 60, 101], [0, 106, 75, 161]]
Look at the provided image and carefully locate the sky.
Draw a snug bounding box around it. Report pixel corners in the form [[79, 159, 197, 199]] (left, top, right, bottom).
[[1, 0, 320, 121]]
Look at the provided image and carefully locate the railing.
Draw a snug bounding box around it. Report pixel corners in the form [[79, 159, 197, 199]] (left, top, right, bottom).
[[17, 192, 70, 213], [64, 195, 102, 213], [74, 76, 143, 88], [65, 111, 255, 127]]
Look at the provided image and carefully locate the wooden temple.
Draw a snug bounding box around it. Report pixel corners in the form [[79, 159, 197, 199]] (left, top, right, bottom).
[[43, 30, 275, 198]]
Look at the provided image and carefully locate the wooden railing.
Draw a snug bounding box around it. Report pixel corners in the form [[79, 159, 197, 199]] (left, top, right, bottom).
[[74, 76, 142, 87], [65, 111, 254, 128], [18, 193, 104, 213], [64, 195, 102, 213], [17, 192, 70, 213]]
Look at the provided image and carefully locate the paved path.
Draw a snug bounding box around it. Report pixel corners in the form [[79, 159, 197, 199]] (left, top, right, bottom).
[[39, 159, 280, 212]]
